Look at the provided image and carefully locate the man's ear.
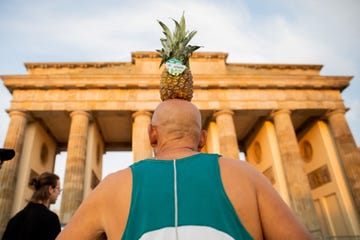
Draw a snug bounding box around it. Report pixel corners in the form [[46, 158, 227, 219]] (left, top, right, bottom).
[[198, 130, 207, 151], [148, 124, 158, 147]]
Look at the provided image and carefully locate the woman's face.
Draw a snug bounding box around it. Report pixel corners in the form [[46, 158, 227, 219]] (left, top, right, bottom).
[[49, 180, 61, 204]]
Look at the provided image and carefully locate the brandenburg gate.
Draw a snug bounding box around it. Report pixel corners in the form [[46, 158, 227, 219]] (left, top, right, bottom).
[[0, 52, 359, 239]]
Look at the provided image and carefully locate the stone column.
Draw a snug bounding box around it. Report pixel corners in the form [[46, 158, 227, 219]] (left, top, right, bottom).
[[213, 110, 239, 159], [205, 121, 220, 154], [271, 109, 320, 232], [326, 109, 360, 216], [0, 110, 29, 235], [60, 111, 90, 224], [132, 111, 153, 162]]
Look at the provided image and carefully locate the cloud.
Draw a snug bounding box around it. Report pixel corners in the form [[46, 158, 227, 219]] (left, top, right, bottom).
[[0, 0, 359, 146]]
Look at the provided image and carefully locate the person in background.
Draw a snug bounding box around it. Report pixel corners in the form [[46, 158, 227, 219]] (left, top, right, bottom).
[[57, 99, 313, 240], [2, 172, 62, 240], [0, 148, 15, 169]]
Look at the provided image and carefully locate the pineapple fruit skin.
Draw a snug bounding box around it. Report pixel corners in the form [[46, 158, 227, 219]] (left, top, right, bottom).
[[160, 68, 193, 102]]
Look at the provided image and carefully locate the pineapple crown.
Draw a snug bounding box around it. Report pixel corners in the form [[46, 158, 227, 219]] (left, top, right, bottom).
[[156, 13, 201, 68]]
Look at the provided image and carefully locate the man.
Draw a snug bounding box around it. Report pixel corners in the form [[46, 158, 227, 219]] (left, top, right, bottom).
[[57, 99, 313, 240]]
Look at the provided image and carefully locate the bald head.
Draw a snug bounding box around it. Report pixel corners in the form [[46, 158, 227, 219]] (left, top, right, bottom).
[[151, 99, 202, 141]]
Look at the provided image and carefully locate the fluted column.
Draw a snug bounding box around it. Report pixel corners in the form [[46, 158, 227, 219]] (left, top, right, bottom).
[[0, 111, 29, 235], [271, 109, 320, 231], [214, 110, 239, 159], [60, 111, 90, 224], [326, 109, 360, 216], [205, 121, 220, 154], [132, 111, 152, 162]]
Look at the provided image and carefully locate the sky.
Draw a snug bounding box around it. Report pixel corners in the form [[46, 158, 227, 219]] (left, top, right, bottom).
[[1, 0, 360, 209]]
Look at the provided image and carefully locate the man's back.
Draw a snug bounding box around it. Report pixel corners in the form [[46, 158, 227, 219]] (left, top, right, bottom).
[[122, 153, 253, 240]]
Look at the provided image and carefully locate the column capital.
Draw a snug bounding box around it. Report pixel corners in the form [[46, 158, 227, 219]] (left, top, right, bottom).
[[7, 110, 30, 119], [213, 109, 234, 118], [132, 111, 152, 119], [325, 108, 347, 118], [270, 109, 291, 118], [70, 110, 92, 120]]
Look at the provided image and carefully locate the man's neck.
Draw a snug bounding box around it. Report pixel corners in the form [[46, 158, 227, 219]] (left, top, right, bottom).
[[154, 146, 198, 160]]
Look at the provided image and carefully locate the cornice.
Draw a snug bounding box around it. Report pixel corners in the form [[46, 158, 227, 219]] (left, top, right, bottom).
[[25, 62, 131, 70], [23, 61, 322, 74], [228, 63, 323, 71], [24, 52, 230, 71], [131, 51, 228, 60], [1, 74, 352, 92], [131, 51, 160, 60], [24, 52, 322, 73], [192, 52, 228, 60]]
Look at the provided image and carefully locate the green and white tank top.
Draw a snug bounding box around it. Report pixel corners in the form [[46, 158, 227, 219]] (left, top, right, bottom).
[[122, 153, 253, 240]]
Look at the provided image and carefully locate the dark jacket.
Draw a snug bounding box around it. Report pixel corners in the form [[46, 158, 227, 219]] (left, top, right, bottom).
[[2, 202, 61, 240]]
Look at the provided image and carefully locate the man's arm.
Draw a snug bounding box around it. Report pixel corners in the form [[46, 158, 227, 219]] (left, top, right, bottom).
[[251, 165, 314, 240], [56, 168, 132, 240]]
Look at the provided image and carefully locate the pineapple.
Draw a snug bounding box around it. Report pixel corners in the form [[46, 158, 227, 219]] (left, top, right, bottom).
[[157, 13, 201, 101]]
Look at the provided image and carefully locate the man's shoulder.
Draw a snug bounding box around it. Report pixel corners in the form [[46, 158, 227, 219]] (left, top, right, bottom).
[[219, 157, 258, 173], [100, 167, 132, 190], [218, 156, 265, 187]]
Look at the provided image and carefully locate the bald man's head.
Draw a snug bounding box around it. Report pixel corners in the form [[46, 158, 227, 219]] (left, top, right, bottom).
[[151, 99, 202, 141]]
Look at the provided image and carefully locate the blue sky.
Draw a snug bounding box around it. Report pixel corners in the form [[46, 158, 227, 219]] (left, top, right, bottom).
[[1, 0, 359, 180]]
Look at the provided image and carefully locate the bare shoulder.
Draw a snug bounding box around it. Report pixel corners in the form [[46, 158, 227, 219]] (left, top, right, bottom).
[[218, 156, 265, 189], [218, 157, 313, 240], [219, 156, 257, 172], [100, 167, 132, 191], [83, 167, 132, 204]]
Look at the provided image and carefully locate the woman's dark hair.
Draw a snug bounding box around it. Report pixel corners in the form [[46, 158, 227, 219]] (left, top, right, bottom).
[[29, 172, 59, 202]]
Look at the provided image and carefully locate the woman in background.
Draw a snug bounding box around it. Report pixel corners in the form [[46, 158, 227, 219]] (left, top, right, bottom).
[[2, 172, 62, 240]]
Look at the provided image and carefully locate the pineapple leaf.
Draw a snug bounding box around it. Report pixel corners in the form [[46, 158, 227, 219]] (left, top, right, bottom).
[[179, 13, 186, 39], [182, 31, 197, 47], [157, 20, 173, 43], [157, 13, 202, 67]]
